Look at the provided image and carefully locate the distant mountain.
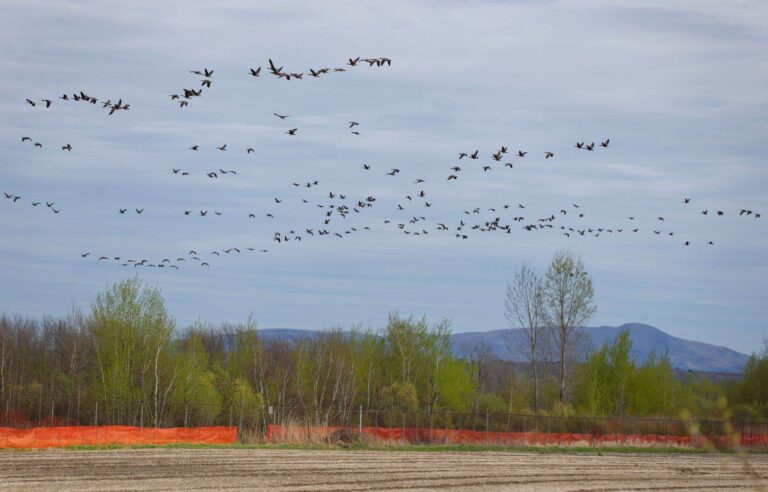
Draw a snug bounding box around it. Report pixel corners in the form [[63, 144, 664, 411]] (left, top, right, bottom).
[[257, 323, 750, 374], [450, 323, 750, 374]]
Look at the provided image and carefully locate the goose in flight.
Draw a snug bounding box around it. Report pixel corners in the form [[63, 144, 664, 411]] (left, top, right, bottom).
[[273, 113, 289, 119], [286, 128, 298, 135], [268, 58, 283, 75], [249, 67, 261, 77]]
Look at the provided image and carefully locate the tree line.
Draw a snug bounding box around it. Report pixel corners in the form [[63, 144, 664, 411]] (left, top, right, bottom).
[[0, 252, 764, 429]]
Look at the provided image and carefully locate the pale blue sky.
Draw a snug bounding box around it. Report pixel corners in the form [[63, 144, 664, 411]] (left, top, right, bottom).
[[1, 0, 766, 354]]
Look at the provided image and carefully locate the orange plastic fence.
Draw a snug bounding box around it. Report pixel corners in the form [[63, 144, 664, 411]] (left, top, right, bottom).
[[0, 425, 237, 449], [267, 424, 767, 448]]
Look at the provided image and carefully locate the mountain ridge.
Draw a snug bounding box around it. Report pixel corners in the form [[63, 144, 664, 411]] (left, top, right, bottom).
[[256, 323, 749, 374]]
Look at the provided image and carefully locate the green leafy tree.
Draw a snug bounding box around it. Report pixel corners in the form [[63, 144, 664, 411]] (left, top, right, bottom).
[[172, 332, 222, 425], [87, 278, 176, 425]]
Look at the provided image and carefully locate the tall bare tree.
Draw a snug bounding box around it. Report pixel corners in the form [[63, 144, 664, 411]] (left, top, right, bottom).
[[504, 263, 545, 411], [543, 251, 596, 404]]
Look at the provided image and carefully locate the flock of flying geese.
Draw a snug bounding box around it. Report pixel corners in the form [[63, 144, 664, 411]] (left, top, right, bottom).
[[169, 57, 390, 110], [7, 56, 763, 270], [26, 91, 130, 115]]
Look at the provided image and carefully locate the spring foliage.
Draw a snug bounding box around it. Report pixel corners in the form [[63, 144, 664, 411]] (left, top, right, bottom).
[[0, 277, 761, 428]]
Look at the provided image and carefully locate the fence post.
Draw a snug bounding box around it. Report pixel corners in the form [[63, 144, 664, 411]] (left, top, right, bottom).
[[547, 416, 551, 445], [359, 405, 362, 437], [429, 408, 434, 444], [94, 401, 98, 427], [239, 398, 244, 434], [485, 410, 489, 445], [184, 403, 189, 428]]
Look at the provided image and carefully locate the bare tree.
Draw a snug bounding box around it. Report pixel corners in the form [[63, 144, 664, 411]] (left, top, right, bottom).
[[504, 263, 545, 412], [543, 251, 596, 404]]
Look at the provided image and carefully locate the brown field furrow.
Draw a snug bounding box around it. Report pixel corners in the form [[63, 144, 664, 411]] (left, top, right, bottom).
[[0, 448, 766, 491]]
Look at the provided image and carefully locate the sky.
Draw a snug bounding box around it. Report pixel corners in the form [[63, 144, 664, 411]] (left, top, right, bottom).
[[0, 0, 766, 354]]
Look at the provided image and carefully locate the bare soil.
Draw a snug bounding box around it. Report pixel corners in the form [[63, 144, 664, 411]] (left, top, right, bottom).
[[0, 447, 766, 491]]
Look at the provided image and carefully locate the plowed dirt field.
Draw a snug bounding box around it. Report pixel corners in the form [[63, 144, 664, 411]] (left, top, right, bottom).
[[0, 448, 766, 491]]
